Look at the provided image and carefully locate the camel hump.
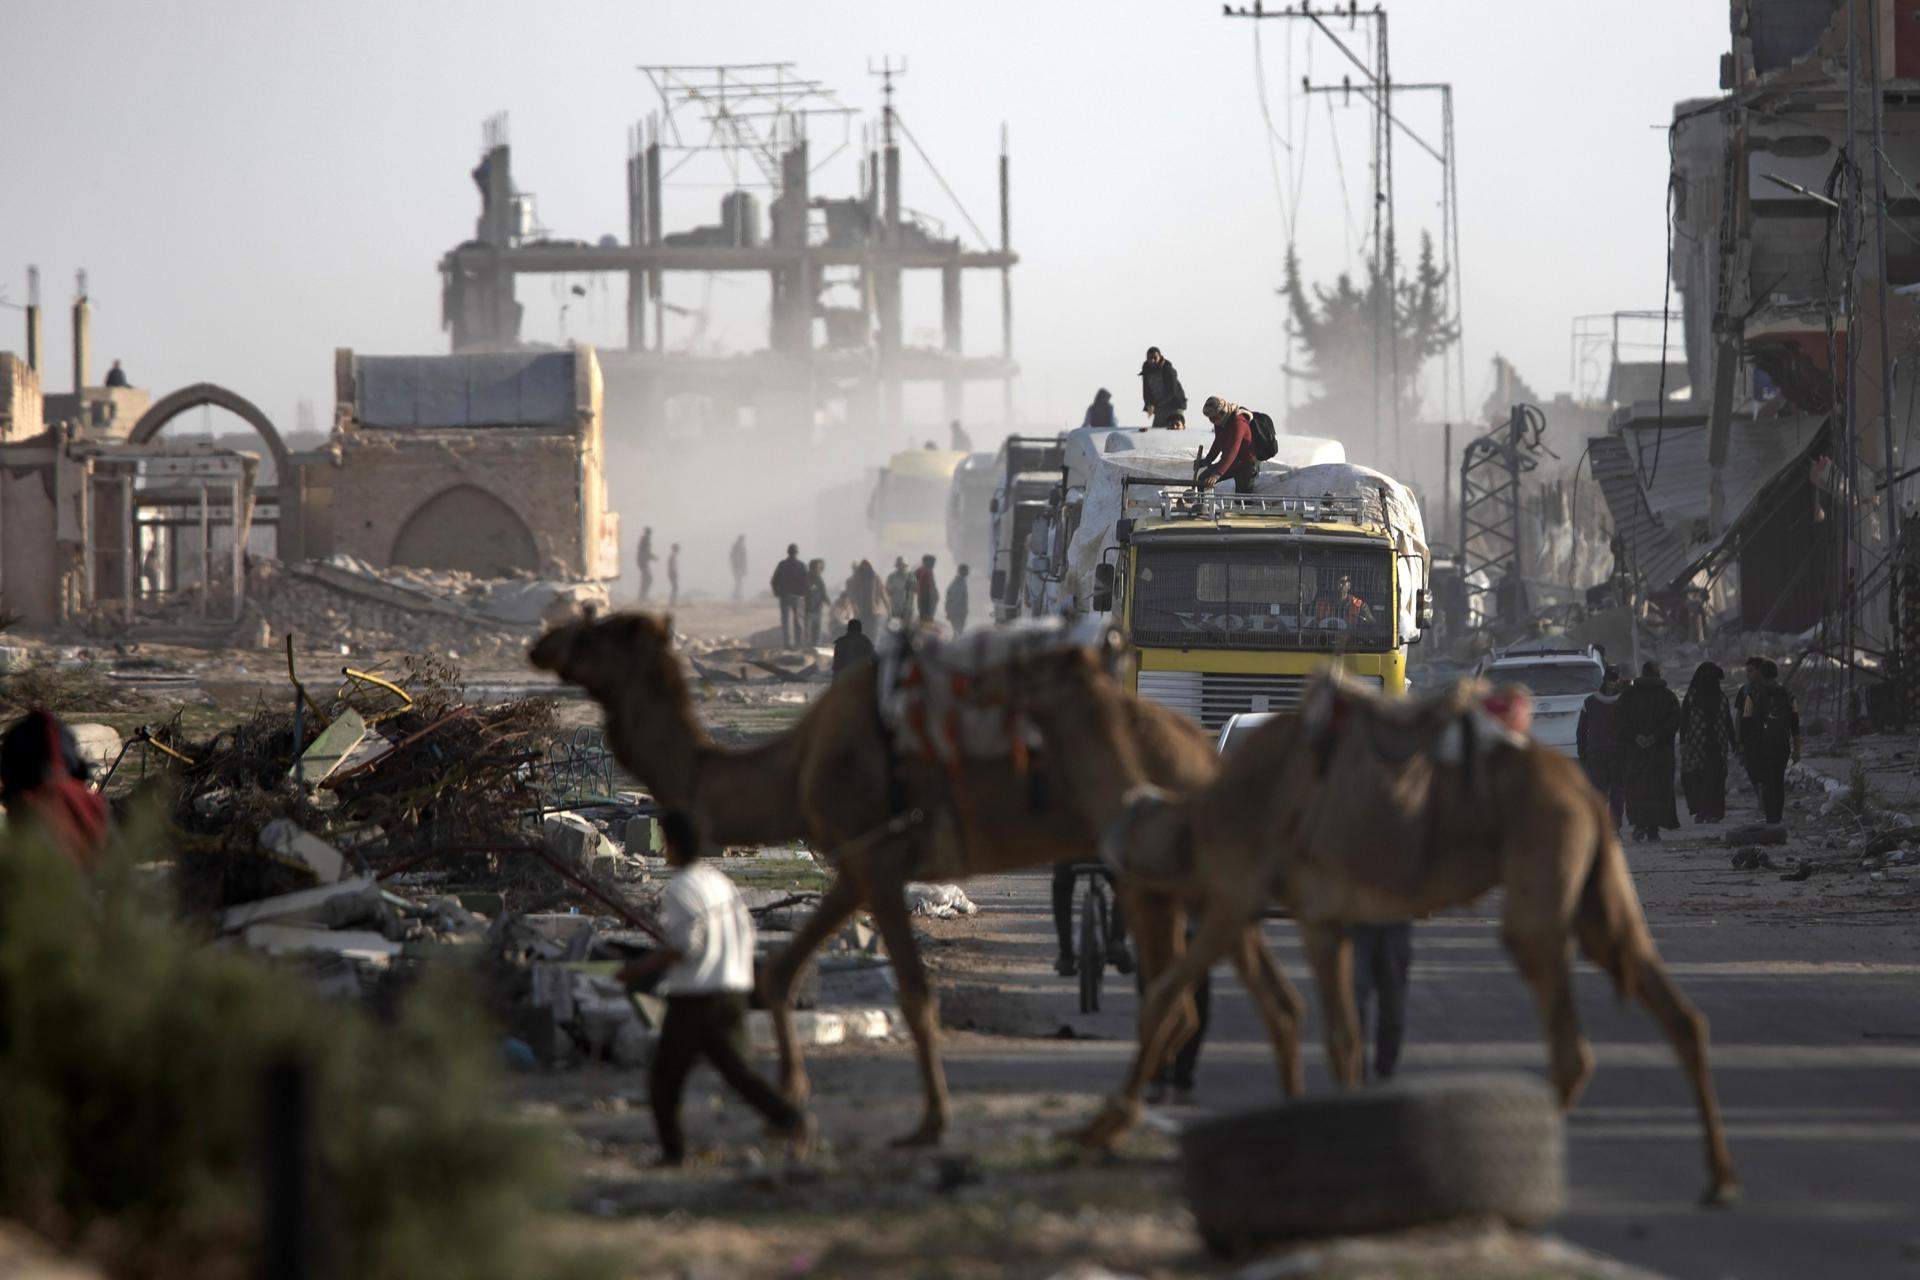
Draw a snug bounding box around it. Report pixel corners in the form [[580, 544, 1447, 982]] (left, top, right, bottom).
[[1299, 668, 1530, 766], [876, 618, 1101, 767]]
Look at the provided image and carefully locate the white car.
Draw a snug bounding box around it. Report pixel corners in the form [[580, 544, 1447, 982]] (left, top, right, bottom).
[[1217, 712, 1279, 757], [1474, 642, 1606, 756]]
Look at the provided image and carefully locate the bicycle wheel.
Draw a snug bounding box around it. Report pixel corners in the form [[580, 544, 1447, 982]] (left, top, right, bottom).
[[1079, 883, 1107, 1014]]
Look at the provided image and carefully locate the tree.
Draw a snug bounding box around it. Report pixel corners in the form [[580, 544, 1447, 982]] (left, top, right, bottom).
[[1283, 232, 1457, 450]]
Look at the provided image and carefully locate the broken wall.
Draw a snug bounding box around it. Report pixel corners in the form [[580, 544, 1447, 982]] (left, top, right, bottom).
[[0, 354, 43, 444]]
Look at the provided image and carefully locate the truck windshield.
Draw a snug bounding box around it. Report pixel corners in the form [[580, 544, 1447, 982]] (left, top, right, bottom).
[[1129, 542, 1394, 651]]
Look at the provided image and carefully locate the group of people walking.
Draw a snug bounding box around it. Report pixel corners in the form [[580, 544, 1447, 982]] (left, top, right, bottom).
[[1578, 656, 1802, 839]]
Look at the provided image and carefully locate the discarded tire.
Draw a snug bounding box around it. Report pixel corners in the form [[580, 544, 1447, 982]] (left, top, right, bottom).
[[1179, 1073, 1565, 1255]]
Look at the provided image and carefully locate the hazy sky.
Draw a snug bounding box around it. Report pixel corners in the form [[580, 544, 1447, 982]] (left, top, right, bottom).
[[3, 0, 1727, 469]]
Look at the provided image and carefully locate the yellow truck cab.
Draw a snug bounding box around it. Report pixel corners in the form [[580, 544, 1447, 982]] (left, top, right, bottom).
[[1098, 483, 1428, 729], [870, 447, 968, 565]]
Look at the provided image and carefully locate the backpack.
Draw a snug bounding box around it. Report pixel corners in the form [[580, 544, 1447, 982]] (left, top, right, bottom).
[[1755, 684, 1795, 752], [1246, 409, 1279, 461]]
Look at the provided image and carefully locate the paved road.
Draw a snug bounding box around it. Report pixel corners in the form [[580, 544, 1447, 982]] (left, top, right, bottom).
[[929, 801, 1920, 1279]]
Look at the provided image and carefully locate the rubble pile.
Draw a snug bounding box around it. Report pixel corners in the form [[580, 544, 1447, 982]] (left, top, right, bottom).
[[247, 555, 609, 658]]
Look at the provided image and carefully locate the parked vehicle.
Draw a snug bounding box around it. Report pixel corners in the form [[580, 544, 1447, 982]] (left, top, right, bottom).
[[1473, 640, 1606, 755]]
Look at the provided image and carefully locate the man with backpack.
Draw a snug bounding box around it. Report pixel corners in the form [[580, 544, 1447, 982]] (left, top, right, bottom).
[[1738, 658, 1800, 824], [1197, 396, 1275, 494]]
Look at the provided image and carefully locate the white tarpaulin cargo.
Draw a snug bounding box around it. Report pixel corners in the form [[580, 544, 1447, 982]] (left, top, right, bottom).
[[1044, 425, 1352, 617]]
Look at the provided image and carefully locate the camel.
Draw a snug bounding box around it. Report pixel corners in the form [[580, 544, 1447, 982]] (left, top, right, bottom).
[[529, 612, 1308, 1146], [981, 641, 1740, 1207]]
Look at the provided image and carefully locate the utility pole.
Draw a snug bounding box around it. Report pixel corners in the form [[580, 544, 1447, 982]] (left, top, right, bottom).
[[1228, 2, 1398, 467], [1866, 0, 1904, 695]]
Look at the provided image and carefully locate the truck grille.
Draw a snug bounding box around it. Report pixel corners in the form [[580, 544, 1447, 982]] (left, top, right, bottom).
[[1135, 671, 1384, 730]]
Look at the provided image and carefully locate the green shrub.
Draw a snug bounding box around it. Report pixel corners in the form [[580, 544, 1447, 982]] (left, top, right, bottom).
[[0, 813, 600, 1279]]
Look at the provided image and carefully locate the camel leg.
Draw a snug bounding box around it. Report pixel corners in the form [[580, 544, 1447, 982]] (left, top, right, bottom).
[[1229, 924, 1307, 1099], [759, 870, 865, 1103], [1120, 888, 1196, 1081], [1068, 896, 1247, 1150], [1299, 922, 1363, 1088], [1502, 924, 1596, 1111], [1573, 918, 1741, 1207], [866, 875, 950, 1147]]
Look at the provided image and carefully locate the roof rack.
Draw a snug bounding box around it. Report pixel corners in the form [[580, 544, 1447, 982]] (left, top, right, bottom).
[[1153, 488, 1384, 525]]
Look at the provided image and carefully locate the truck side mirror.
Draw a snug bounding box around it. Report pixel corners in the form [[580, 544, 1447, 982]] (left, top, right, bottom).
[[990, 568, 1007, 600], [1415, 587, 1434, 631], [1091, 562, 1115, 613]]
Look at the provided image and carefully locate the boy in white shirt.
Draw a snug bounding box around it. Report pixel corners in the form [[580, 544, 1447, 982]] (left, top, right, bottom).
[[621, 835, 812, 1165]]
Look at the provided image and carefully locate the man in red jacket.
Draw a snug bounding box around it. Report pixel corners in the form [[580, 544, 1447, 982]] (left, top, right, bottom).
[[1197, 396, 1259, 493]]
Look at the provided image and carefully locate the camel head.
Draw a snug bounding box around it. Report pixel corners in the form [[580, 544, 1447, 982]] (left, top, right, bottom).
[[530, 610, 679, 698]]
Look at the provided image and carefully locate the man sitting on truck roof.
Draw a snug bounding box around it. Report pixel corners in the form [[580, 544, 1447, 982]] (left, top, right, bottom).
[[1197, 396, 1260, 494]]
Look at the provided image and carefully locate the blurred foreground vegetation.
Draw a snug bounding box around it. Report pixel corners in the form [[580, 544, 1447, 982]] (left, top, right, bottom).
[[0, 814, 608, 1280]]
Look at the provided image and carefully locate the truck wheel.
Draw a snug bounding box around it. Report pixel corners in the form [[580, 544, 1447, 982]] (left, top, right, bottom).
[[1179, 1073, 1565, 1255]]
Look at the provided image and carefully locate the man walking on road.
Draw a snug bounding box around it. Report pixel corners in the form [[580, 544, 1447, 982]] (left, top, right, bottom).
[[1739, 658, 1800, 824], [1348, 922, 1413, 1081], [1577, 665, 1627, 830], [843, 559, 889, 635], [771, 544, 810, 648], [729, 535, 748, 602], [804, 558, 832, 646], [636, 526, 657, 603], [913, 555, 939, 624], [619, 828, 812, 1166], [944, 563, 971, 633], [1140, 346, 1187, 430], [667, 543, 681, 607]]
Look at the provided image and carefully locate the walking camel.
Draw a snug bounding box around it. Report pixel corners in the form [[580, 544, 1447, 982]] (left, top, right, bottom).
[[980, 641, 1740, 1207], [529, 612, 1308, 1145]]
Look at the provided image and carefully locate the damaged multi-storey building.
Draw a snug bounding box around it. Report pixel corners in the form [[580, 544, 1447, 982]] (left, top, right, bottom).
[[1593, 0, 1920, 645]]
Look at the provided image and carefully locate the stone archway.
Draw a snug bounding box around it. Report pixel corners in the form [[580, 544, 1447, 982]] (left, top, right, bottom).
[[391, 485, 540, 577], [128, 382, 302, 557]]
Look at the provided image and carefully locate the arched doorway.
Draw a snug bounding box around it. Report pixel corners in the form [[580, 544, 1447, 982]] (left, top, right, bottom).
[[391, 485, 540, 576], [128, 382, 302, 558]]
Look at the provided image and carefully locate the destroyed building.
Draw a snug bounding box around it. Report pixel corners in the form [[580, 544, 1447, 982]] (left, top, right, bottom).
[[1592, 0, 1920, 635], [437, 73, 1018, 448], [304, 347, 618, 580], [1, 293, 262, 629]]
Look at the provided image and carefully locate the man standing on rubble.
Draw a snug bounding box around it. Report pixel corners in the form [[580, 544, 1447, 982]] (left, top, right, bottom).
[[1140, 346, 1187, 430], [914, 554, 940, 624], [636, 527, 657, 603], [729, 535, 748, 602], [619, 832, 812, 1167], [771, 544, 811, 648], [1197, 396, 1260, 494], [945, 563, 970, 634]]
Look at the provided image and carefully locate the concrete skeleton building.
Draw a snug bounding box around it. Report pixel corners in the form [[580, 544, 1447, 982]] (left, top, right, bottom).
[[437, 70, 1018, 447]]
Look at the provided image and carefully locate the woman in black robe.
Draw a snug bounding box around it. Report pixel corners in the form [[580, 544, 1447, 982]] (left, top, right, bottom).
[[1615, 661, 1681, 841], [1678, 661, 1738, 823]]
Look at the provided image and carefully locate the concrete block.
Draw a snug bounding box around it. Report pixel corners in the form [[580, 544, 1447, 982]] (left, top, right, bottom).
[[242, 923, 401, 966], [220, 876, 384, 934], [543, 810, 620, 870], [67, 722, 121, 773], [622, 814, 655, 853], [258, 818, 346, 883], [746, 1007, 898, 1051]]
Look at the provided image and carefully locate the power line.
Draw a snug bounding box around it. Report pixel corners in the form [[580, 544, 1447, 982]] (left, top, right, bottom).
[[893, 112, 994, 252]]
